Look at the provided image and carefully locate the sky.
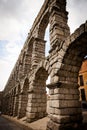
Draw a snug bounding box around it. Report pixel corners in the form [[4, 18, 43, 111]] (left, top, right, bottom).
[[0, 0, 87, 91]]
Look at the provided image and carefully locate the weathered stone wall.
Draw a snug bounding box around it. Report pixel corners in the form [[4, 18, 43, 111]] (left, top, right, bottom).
[[2, 0, 87, 129]]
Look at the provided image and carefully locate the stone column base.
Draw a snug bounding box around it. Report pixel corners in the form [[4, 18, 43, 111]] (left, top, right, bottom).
[[46, 114, 83, 130]]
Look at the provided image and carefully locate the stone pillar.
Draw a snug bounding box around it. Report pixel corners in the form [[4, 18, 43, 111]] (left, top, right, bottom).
[[17, 92, 28, 119], [23, 40, 34, 75], [6, 95, 10, 115], [13, 94, 19, 117], [26, 89, 47, 122], [18, 63, 24, 79], [31, 38, 46, 69], [10, 95, 15, 116], [26, 67, 48, 122], [46, 82, 83, 130], [49, 0, 70, 49], [8, 94, 13, 116], [2, 96, 8, 114], [23, 53, 32, 75]]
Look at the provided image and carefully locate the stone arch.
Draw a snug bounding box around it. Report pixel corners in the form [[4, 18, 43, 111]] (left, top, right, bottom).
[[31, 10, 50, 69], [26, 60, 51, 122], [18, 84, 21, 93], [22, 51, 26, 63], [35, 60, 51, 75], [18, 50, 27, 79], [13, 83, 21, 117], [47, 24, 87, 129], [58, 25, 87, 84], [10, 89, 15, 116], [38, 13, 50, 57], [13, 87, 16, 116], [5, 94, 10, 115], [37, 11, 50, 39], [24, 39, 34, 72], [8, 90, 13, 116], [17, 78, 29, 118], [13, 87, 16, 96], [34, 67, 49, 113]]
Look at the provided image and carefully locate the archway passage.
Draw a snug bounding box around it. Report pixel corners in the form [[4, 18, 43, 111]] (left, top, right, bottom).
[[35, 67, 49, 116], [26, 67, 49, 122], [13, 85, 21, 117], [47, 31, 87, 130], [59, 33, 87, 83], [44, 24, 50, 57], [17, 78, 29, 119], [9, 90, 15, 116]]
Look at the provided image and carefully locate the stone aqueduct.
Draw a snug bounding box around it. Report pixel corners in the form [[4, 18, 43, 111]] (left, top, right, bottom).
[[2, 0, 87, 129]]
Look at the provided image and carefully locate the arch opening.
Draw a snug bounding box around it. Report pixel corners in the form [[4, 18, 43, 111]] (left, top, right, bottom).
[[16, 84, 21, 116], [59, 34, 87, 85], [58, 34, 87, 103], [53, 33, 87, 125], [44, 24, 50, 57], [17, 78, 29, 119], [13, 85, 21, 117], [37, 11, 50, 58], [46, 75, 51, 94], [32, 67, 50, 120]]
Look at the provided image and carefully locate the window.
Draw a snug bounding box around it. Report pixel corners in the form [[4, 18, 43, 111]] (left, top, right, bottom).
[[80, 89, 86, 101], [79, 75, 84, 86]]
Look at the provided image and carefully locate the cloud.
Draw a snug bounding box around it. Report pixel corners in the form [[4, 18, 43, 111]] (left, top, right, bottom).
[[0, 59, 12, 91], [0, 0, 44, 41], [0, 41, 24, 91], [67, 0, 87, 33], [6, 42, 22, 56], [2, 41, 23, 68]]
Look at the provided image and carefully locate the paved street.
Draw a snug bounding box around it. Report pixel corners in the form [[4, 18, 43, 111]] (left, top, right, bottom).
[[0, 116, 31, 130], [0, 112, 87, 130]]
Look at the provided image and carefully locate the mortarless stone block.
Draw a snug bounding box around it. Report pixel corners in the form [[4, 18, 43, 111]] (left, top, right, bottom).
[[49, 89, 54, 95], [27, 113, 36, 119], [55, 108, 82, 115]]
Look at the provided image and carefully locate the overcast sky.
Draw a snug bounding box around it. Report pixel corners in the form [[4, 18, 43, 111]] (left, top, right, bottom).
[[0, 0, 87, 91]]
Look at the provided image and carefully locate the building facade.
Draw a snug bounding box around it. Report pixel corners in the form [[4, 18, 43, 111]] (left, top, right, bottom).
[[79, 59, 87, 101]]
